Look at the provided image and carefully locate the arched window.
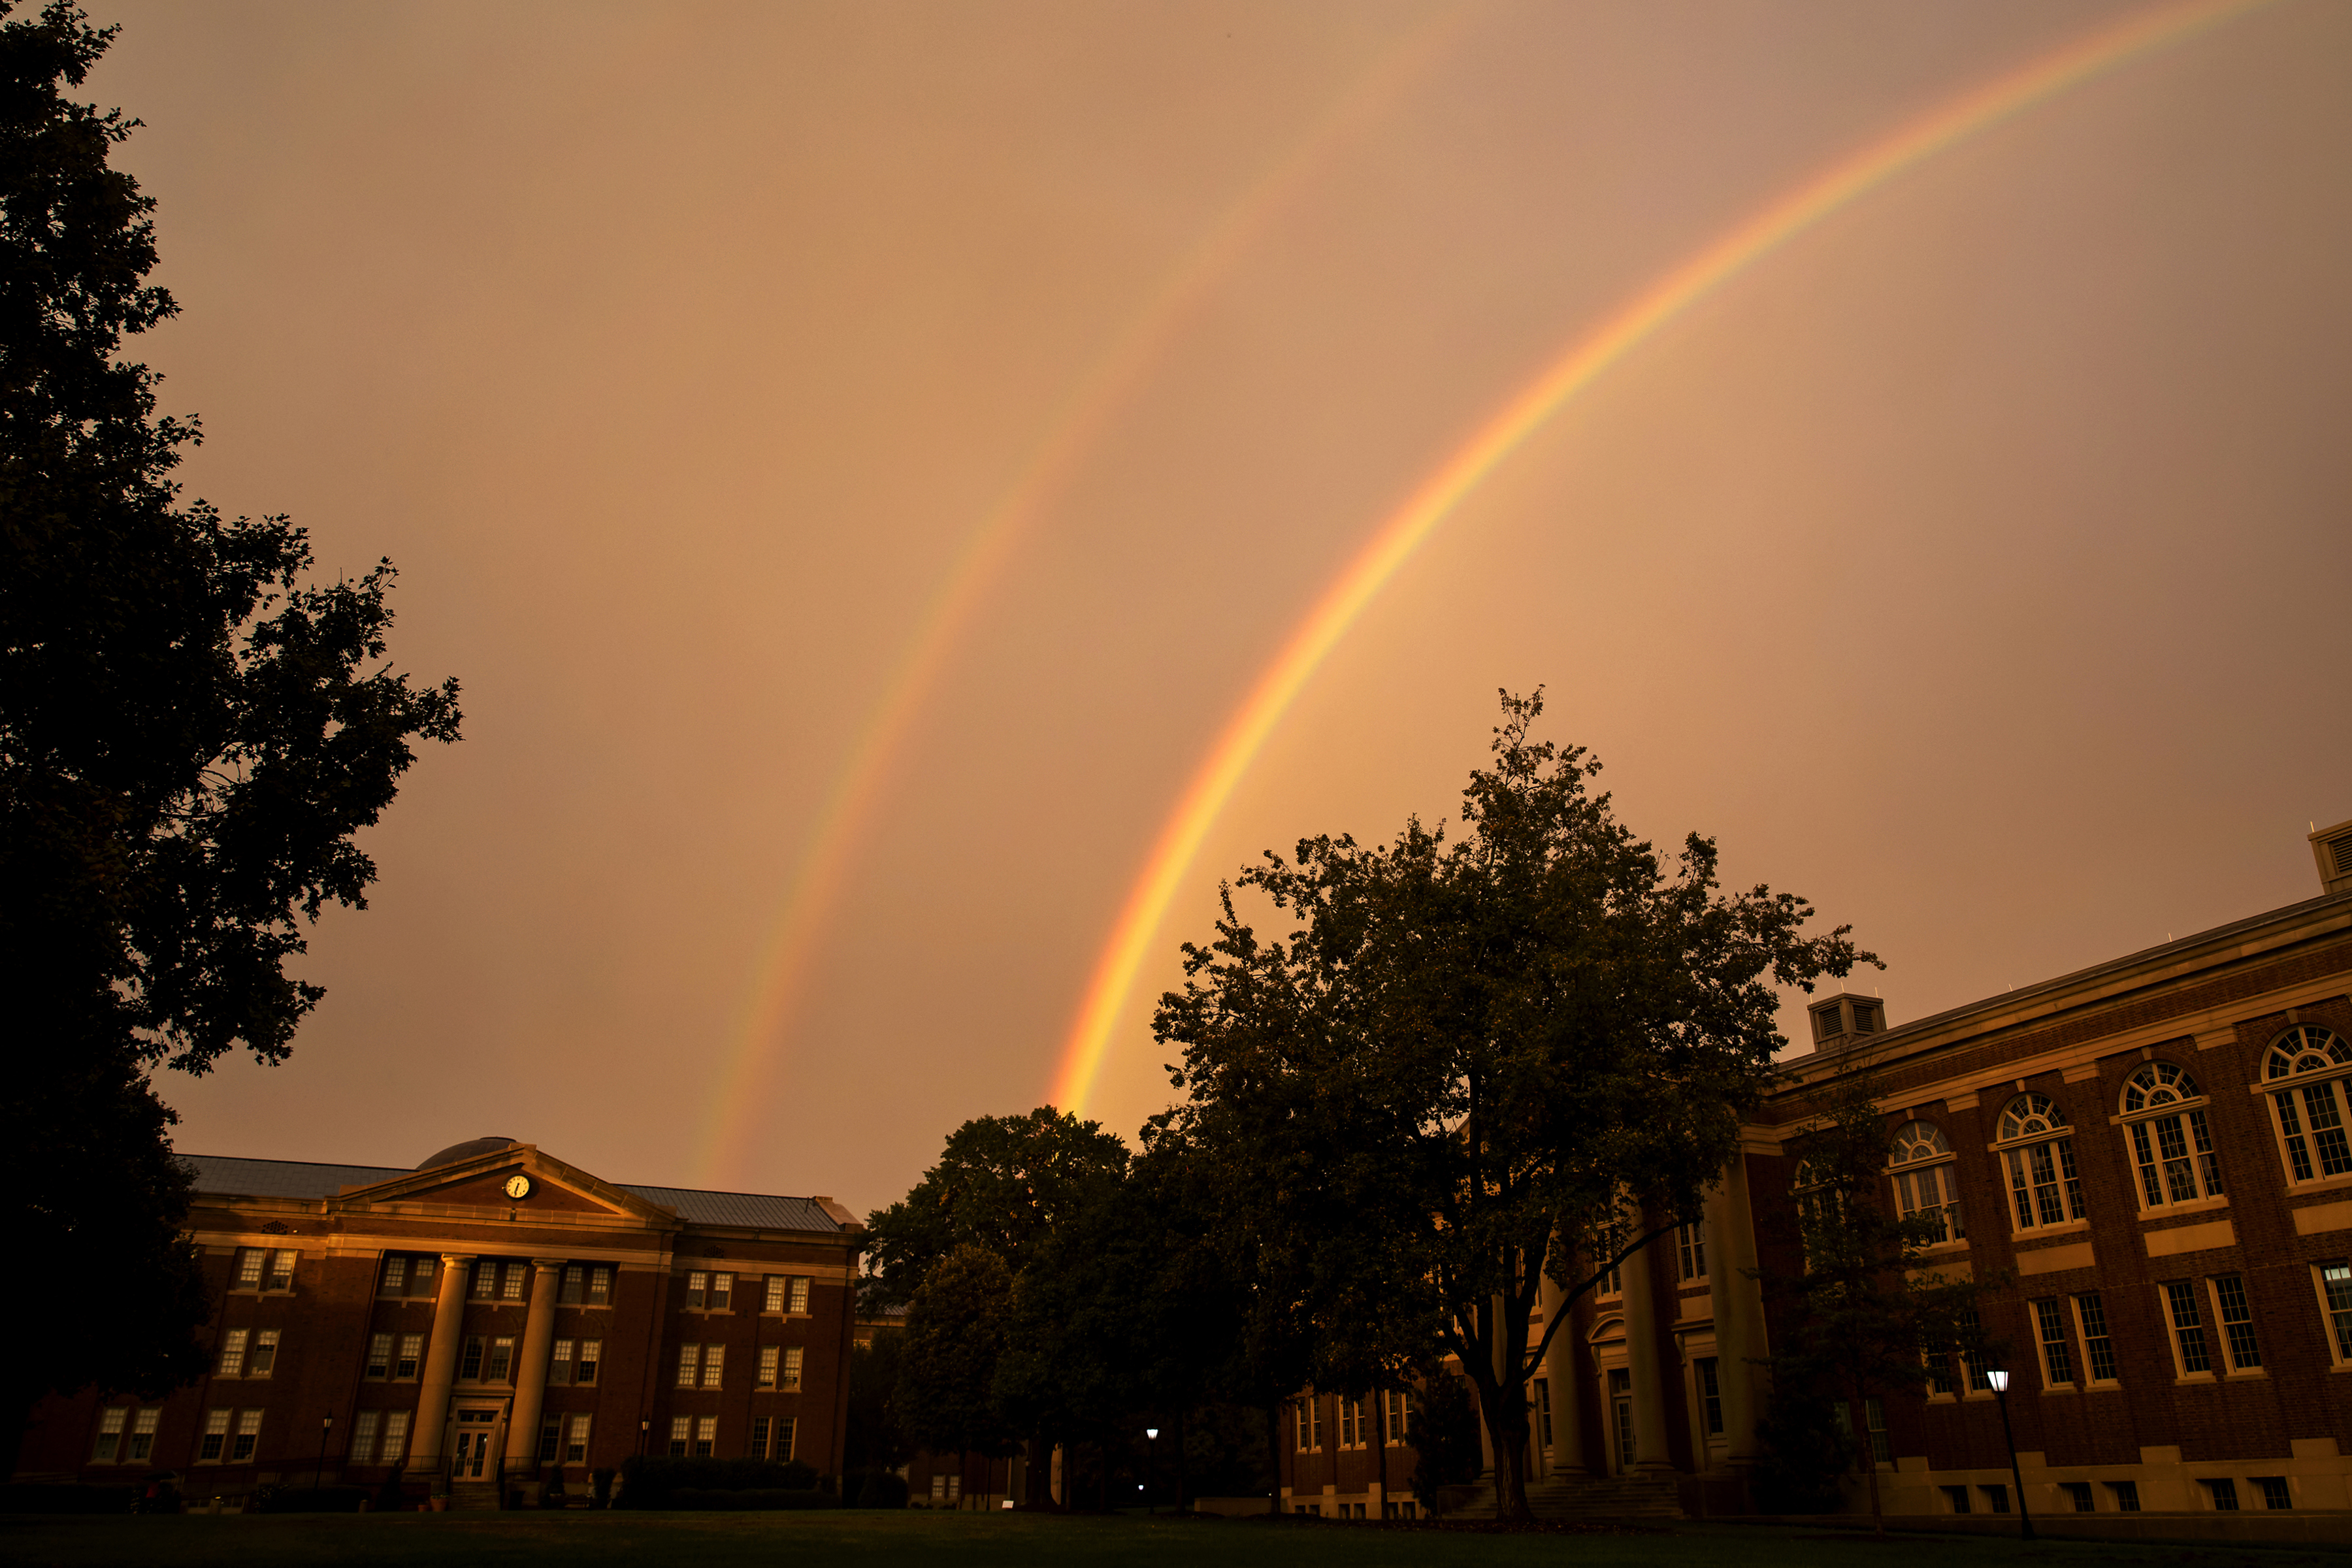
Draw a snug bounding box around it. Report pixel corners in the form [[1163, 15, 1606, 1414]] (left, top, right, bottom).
[[1885, 1120, 1963, 1244], [2263, 1025, 2352, 1183], [1993, 1094, 2084, 1229], [2119, 1063, 2223, 1209]]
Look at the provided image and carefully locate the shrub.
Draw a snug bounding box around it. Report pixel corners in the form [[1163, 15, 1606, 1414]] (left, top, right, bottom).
[[0, 1483, 135, 1514], [254, 1485, 370, 1514], [592, 1468, 615, 1509], [666, 1486, 837, 1511], [615, 1456, 821, 1509], [842, 1468, 909, 1509]]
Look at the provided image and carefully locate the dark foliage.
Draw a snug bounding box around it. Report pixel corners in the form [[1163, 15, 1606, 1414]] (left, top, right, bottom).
[[0, 0, 460, 1444], [615, 1456, 819, 1508], [0, 1482, 133, 1512], [1407, 1371, 1483, 1517], [894, 1243, 1017, 1463], [841, 1467, 910, 1509], [845, 1326, 911, 1473]]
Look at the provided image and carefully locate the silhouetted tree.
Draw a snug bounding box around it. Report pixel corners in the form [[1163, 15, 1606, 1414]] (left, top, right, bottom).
[[845, 1326, 911, 1475], [894, 1244, 1018, 1506], [0, 0, 461, 1459], [1155, 691, 1874, 1520]]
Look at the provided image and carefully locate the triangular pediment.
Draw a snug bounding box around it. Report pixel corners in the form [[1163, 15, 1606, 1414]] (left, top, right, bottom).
[[330, 1143, 678, 1225]]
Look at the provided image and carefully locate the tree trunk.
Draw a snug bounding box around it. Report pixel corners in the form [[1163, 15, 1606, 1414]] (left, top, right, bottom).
[[1371, 1387, 1387, 1519]]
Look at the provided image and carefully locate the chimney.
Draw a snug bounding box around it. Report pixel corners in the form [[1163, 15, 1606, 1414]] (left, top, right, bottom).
[[2315, 817, 2352, 897]]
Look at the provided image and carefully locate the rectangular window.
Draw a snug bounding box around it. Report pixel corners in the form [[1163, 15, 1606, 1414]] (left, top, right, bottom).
[[1983, 1484, 2010, 1514], [1295, 1403, 1309, 1452], [199, 1409, 230, 1462], [235, 1250, 265, 1290], [751, 1414, 771, 1458], [1864, 1398, 1890, 1463], [566, 1414, 591, 1464], [2034, 1298, 2074, 1385], [782, 1345, 804, 1390], [710, 1273, 732, 1311], [2110, 1480, 2140, 1512], [266, 1250, 297, 1292], [1695, 1358, 1723, 1435], [471, 1261, 497, 1299], [2132, 1114, 2223, 1207], [2076, 1292, 2118, 1382], [789, 1277, 811, 1314], [2302, 1082, 2352, 1177], [250, 1329, 278, 1377], [1341, 1397, 1362, 1448], [1309, 1397, 1324, 1450], [218, 1328, 248, 1378], [2255, 1476, 2292, 1511], [461, 1335, 485, 1381], [774, 1416, 796, 1461], [1959, 1307, 1992, 1391], [578, 1339, 601, 1386], [2005, 1139, 2086, 1229], [759, 1345, 779, 1388], [1678, 1219, 1708, 1281], [694, 1416, 717, 1458], [539, 1421, 561, 1463], [1383, 1390, 1414, 1442], [677, 1344, 700, 1387], [588, 1266, 612, 1305], [366, 1333, 392, 1380], [1925, 1348, 1954, 1396], [1534, 1379, 1552, 1447], [502, 1262, 526, 1302], [351, 1410, 381, 1465], [92, 1407, 125, 1463], [2061, 1481, 2094, 1513], [128, 1408, 158, 1463], [411, 1256, 438, 1298], [550, 1339, 574, 1386], [2276, 1090, 2316, 1181], [2164, 1280, 2212, 1374], [2322, 1263, 2352, 1360], [685, 1270, 708, 1309], [2203, 1477, 2240, 1511], [231, 1410, 261, 1463], [2213, 1275, 2261, 1369], [397, 1333, 423, 1380], [560, 1266, 584, 1305], [1942, 1485, 1970, 1514], [668, 1416, 691, 1458], [702, 1345, 725, 1388], [382, 1410, 410, 1467], [1893, 1164, 1965, 1243], [380, 1256, 408, 1296], [764, 1276, 785, 1313]]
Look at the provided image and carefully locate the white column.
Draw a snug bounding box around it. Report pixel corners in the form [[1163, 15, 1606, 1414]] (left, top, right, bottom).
[[503, 1260, 566, 1467], [1620, 1231, 1674, 1477], [1707, 1156, 1767, 1464], [408, 1253, 474, 1474], [1540, 1270, 1588, 1475]]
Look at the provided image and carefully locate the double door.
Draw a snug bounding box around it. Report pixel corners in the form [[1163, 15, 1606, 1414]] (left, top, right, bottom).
[[449, 1407, 504, 1482]]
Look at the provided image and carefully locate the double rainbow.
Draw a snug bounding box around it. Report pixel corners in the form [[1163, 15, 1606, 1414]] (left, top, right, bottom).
[[1047, 0, 2275, 1116]]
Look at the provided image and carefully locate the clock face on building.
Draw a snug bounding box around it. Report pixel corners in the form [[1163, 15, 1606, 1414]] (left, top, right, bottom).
[[504, 1174, 532, 1200]]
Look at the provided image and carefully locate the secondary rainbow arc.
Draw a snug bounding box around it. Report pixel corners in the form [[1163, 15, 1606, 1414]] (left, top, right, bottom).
[[1048, 0, 2276, 1117]]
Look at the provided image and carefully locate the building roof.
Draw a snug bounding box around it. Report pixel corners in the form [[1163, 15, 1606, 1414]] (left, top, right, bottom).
[[180, 1154, 845, 1233]]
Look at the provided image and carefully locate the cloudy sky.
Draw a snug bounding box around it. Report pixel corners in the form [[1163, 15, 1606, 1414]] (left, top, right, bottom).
[[96, 0, 2352, 1213]]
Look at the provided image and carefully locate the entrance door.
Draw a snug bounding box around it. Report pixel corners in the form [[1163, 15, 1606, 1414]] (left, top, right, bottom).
[[1608, 1369, 1635, 1475], [450, 1409, 500, 1481]]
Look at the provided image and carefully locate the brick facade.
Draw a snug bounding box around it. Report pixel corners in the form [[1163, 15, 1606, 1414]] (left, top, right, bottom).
[[11, 1139, 862, 1508]]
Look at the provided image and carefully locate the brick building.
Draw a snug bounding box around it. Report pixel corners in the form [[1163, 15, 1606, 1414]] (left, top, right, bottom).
[[12, 1136, 863, 1507], [1281, 819, 2352, 1526]]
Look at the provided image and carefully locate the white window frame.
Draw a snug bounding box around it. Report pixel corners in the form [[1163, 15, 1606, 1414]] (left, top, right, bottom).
[[91, 1407, 126, 1463], [351, 1409, 382, 1465], [1885, 1122, 1965, 1247], [2160, 1279, 2215, 1380], [2116, 1062, 2225, 1212], [382, 1409, 411, 1466], [1993, 1095, 2087, 1233], [218, 1328, 248, 1378], [2259, 1026, 2352, 1188], [677, 1344, 701, 1388], [701, 1344, 725, 1389], [2315, 1261, 2352, 1367]]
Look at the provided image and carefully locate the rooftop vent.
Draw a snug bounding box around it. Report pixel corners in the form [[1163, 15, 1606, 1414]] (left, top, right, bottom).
[[2315, 817, 2352, 896], [1805, 993, 1887, 1051]]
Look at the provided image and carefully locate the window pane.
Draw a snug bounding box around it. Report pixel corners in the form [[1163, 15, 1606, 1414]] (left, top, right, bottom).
[[2165, 1281, 2212, 1373], [384, 1411, 410, 1465]]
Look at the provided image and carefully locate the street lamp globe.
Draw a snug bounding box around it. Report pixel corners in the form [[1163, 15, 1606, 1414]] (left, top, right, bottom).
[[1146, 1428, 1159, 1441], [1985, 1368, 2010, 1393]]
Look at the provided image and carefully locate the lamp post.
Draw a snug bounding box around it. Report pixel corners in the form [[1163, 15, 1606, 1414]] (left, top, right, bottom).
[[1984, 1369, 2034, 1541], [1144, 1428, 1159, 1515], [314, 1414, 333, 1495]]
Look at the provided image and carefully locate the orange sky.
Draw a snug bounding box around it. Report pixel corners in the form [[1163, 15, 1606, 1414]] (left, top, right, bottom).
[[97, 0, 2352, 1211]]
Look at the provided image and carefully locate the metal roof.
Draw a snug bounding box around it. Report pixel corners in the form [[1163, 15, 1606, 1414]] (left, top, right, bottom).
[[180, 1156, 842, 1233], [619, 1185, 842, 1233]]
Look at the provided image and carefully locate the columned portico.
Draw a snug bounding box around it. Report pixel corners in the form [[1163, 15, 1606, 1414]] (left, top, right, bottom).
[[1705, 1162, 1765, 1465], [410, 1252, 475, 1473], [504, 1259, 567, 1468]]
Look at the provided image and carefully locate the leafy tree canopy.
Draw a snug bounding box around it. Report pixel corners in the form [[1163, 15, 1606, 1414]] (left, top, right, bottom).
[[0, 0, 460, 1439], [1154, 689, 1875, 1519], [863, 1107, 1128, 1305]]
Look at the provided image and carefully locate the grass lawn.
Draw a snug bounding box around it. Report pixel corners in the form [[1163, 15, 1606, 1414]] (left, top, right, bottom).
[[0, 1512, 2342, 1568]]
